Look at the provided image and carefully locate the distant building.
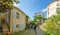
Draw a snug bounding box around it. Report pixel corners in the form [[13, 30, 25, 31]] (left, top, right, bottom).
[[35, 12, 44, 25], [0, 6, 27, 33], [46, 0, 60, 18], [35, 12, 44, 17]]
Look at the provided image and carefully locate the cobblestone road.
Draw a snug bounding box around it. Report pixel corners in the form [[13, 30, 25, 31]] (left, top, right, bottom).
[[11, 28, 36, 35], [25, 28, 36, 35], [36, 26, 46, 35]]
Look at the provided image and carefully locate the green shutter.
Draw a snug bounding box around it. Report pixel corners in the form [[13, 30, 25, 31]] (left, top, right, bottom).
[[7, 11, 9, 22], [13, 24, 16, 30], [19, 14, 20, 18], [13, 11, 16, 19], [19, 24, 23, 30]]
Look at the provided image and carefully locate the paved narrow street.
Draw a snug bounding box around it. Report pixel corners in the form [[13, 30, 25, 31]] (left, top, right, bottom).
[[11, 26, 47, 35], [25, 28, 36, 35], [11, 28, 36, 35], [36, 26, 46, 35], [18, 27, 46, 35]]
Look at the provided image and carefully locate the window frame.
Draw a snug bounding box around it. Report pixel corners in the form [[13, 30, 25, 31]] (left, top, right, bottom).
[[16, 24, 19, 28], [16, 12, 20, 19]]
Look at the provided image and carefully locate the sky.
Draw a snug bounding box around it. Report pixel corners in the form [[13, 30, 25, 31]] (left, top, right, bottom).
[[14, 0, 53, 20]]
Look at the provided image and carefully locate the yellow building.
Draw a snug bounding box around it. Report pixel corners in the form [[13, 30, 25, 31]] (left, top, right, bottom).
[[0, 6, 27, 33]]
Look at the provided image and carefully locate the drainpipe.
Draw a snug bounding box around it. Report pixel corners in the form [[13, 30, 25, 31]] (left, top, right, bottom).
[[9, 9, 12, 33], [8, 10, 10, 32], [9, 8, 14, 33], [12, 9, 13, 33]]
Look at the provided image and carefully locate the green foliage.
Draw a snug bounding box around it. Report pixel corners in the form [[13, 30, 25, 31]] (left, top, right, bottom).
[[57, 9, 60, 15], [0, 0, 19, 14], [34, 15, 44, 20], [26, 15, 29, 24], [26, 16, 29, 19], [42, 9, 60, 35], [32, 15, 44, 25], [14, 0, 19, 4]]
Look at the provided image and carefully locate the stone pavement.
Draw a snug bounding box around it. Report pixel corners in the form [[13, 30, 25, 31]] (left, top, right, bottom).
[[26, 28, 36, 35], [11, 28, 36, 35], [2, 27, 46, 35], [36, 26, 46, 35], [0, 33, 2, 35]]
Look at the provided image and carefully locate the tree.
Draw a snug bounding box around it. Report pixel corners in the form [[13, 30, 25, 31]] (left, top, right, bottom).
[[0, 0, 19, 33], [0, 0, 19, 14], [42, 9, 60, 35], [26, 15, 29, 23], [26, 15, 29, 28], [33, 15, 44, 25]]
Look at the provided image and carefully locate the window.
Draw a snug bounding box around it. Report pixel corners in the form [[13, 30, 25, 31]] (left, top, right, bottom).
[[16, 13, 20, 19], [57, 3, 60, 6], [16, 24, 19, 28], [1, 19, 5, 24], [13, 11, 20, 19], [13, 11, 16, 19], [48, 12, 49, 15], [19, 24, 23, 30], [57, 8, 60, 10], [48, 8, 49, 15], [57, 4, 59, 6]]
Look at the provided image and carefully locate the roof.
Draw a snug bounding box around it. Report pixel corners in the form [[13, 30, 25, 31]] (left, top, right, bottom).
[[47, 0, 58, 6], [13, 6, 27, 16]]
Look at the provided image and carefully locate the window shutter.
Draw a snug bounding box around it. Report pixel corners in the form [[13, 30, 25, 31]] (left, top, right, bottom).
[[19, 14, 20, 18], [19, 24, 23, 30], [7, 11, 9, 22], [13, 24, 16, 30], [13, 11, 16, 19]]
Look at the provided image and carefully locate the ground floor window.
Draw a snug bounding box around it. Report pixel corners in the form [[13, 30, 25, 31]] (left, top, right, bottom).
[[1, 19, 5, 24], [19, 24, 24, 30], [16, 24, 19, 28]]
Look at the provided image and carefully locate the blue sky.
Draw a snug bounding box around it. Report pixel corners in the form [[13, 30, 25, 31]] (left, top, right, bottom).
[[15, 0, 53, 20]]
